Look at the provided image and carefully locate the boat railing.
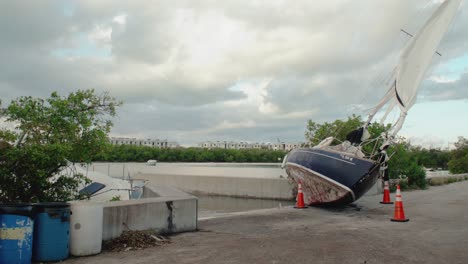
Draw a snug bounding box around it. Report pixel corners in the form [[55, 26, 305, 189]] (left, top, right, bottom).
[[311, 135, 385, 161], [359, 136, 385, 160]]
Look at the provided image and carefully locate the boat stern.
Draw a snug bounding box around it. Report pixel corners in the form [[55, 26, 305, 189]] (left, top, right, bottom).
[[286, 163, 355, 205]]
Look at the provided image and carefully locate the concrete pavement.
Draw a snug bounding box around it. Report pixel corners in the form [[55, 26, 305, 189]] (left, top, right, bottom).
[[64, 180, 468, 264]]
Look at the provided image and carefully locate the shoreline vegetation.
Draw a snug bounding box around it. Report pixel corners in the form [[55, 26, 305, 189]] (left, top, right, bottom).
[[389, 174, 468, 192], [427, 174, 468, 186], [94, 145, 288, 163]]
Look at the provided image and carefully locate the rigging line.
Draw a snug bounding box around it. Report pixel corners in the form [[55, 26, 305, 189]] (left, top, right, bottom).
[[359, 33, 410, 120], [343, 2, 385, 116], [348, 5, 410, 117]]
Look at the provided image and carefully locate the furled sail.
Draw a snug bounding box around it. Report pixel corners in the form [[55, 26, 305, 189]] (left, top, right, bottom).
[[366, 0, 462, 136]]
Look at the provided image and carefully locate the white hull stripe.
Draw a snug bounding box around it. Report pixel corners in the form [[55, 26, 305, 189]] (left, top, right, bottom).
[[287, 162, 356, 201], [295, 150, 356, 165]]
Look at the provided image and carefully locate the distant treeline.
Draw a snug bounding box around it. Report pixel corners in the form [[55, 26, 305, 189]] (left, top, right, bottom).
[[410, 147, 450, 170], [92, 137, 468, 179], [94, 145, 288, 163], [409, 139, 467, 174], [94, 143, 460, 170]]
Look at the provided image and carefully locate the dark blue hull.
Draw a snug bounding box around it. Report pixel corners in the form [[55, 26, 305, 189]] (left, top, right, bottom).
[[285, 148, 380, 205]]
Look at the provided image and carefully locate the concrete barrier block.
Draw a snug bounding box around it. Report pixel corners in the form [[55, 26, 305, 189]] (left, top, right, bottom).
[[169, 198, 198, 233], [102, 196, 198, 240]]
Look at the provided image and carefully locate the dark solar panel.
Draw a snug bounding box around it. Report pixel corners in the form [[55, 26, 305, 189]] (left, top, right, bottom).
[[79, 182, 106, 196]]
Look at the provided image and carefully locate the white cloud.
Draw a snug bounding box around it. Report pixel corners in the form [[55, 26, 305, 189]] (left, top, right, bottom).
[[225, 79, 279, 114], [1, 0, 467, 146], [113, 14, 127, 25], [274, 110, 319, 120], [189, 120, 257, 136], [429, 75, 459, 83], [88, 25, 112, 45]]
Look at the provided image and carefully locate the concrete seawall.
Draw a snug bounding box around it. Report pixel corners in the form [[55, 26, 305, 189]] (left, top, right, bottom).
[[138, 172, 382, 200], [90, 162, 380, 201], [139, 173, 295, 200], [101, 184, 198, 240]]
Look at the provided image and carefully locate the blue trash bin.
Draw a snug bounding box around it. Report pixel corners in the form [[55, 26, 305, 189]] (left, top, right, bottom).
[[33, 202, 70, 262], [0, 203, 35, 264]]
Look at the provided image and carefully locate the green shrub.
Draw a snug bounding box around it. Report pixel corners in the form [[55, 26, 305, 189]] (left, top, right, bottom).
[[406, 162, 427, 189], [448, 137, 468, 174], [110, 195, 121, 202], [447, 177, 457, 184], [388, 142, 426, 189], [0, 90, 120, 203], [399, 179, 409, 190]]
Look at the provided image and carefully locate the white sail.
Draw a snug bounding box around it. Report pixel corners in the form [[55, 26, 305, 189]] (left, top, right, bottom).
[[366, 0, 461, 136], [396, 0, 461, 110]]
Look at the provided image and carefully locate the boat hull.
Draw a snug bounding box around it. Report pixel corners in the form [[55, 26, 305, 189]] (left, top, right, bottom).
[[285, 148, 380, 205]]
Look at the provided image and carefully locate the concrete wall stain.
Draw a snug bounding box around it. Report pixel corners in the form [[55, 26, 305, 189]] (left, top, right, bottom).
[[165, 201, 175, 234]]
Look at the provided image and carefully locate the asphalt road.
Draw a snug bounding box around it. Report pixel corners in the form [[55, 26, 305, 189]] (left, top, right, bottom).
[[65, 180, 468, 264]]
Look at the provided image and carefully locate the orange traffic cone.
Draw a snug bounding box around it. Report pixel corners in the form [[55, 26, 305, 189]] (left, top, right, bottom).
[[294, 182, 308, 209], [391, 185, 409, 222], [380, 181, 393, 204]]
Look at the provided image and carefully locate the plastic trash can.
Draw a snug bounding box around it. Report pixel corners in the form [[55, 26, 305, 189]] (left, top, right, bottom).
[[0, 203, 34, 264], [69, 202, 103, 256], [33, 202, 70, 262]]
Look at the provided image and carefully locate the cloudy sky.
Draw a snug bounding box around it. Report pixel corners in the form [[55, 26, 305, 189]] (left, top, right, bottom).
[[1, 0, 467, 148]]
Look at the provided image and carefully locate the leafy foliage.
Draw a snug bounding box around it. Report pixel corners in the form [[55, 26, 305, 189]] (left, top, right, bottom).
[[410, 146, 450, 170], [448, 137, 468, 174], [0, 90, 121, 202], [305, 114, 363, 146], [387, 142, 426, 189], [110, 195, 121, 202], [94, 145, 287, 163], [305, 114, 390, 155]]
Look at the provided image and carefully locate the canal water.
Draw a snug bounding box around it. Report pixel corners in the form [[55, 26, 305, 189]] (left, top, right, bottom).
[[197, 195, 295, 218], [91, 162, 294, 217]]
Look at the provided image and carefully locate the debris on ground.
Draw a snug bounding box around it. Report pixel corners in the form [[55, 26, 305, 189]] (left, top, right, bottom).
[[102, 230, 170, 252]]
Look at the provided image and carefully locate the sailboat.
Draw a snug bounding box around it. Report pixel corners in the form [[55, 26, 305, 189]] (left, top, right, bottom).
[[283, 0, 462, 205]]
